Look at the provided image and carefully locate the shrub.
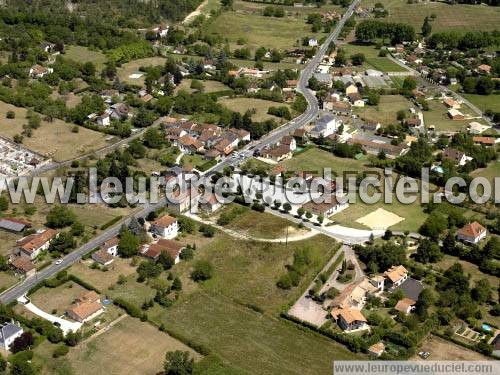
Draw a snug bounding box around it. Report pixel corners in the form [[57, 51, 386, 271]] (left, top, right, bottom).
[[53, 344, 69, 358], [191, 260, 213, 282]]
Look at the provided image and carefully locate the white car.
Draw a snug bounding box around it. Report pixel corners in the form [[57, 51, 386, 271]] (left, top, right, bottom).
[[55, 259, 63, 265]]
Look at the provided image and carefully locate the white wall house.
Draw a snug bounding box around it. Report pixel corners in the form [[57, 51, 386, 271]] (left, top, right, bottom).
[[150, 215, 179, 239]]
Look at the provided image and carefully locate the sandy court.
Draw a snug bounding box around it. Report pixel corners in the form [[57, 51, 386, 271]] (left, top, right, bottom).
[[355, 207, 404, 230]]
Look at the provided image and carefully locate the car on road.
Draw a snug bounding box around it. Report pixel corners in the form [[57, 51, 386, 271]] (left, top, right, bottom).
[[55, 259, 62, 265]]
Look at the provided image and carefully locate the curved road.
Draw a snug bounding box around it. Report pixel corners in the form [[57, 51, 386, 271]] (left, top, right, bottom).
[[207, 0, 361, 174], [0, 1, 361, 305]]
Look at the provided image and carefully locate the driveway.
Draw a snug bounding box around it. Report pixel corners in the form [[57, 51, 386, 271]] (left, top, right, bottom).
[[287, 248, 346, 327], [21, 299, 82, 334]]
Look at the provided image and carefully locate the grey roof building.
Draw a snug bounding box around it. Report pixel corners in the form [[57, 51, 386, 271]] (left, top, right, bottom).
[[0, 322, 24, 350]]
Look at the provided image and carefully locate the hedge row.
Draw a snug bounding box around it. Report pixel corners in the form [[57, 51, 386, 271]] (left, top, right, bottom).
[[100, 215, 123, 230]]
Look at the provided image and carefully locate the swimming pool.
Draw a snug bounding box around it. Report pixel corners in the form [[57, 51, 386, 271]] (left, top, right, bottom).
[[482, 323, 492, 332]]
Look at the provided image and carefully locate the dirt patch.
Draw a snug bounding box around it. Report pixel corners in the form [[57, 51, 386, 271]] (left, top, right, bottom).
[[412, 335, 489, 361], [356, 208, 404, 230]]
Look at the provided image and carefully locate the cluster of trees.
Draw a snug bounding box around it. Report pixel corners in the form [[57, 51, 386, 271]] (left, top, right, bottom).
[[263, 6, 286, 18], [353, 242, 406, 274], [277, 247, 317, 289], [427, 30, 500, 50], [355, 20, 415, 44]]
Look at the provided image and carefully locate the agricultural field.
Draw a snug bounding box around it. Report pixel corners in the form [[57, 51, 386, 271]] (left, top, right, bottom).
[[0, 101, 112, 161], [353, 95, 414, 126], [149, 291, 357, 375], [63, 46, 107, 71], [281, 147, 370, 176], [339, 43, 407, 72], [204, 8, 321, 52], [219, 97, 292, 122], [33, 316, 200, 375], [360, 0, 500, 33]]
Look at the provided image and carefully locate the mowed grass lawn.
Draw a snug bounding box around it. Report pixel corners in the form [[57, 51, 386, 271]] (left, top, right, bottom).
[[281, 147, 370, 176], [340, 43, 406, 72], [63, 46, 107, 71], [149, 291, 358, 375], [423, 99, 475, 132], [353, 95, 414, 126], [361, 0, 500, 32], [69, 204, 131, 228], [65, 316, 200, 375], [219, 97, 291, 122], [462, 93, 500, 113], [222, 206, 309, 239], [30, 282, 89, 314], [117, 57, 167, 85], [205, 10, 320, 51], [69, 258, 137, 291], [470, 160, 500, 185], [0, 101, 111, 161], [331, 193, 428, 232]]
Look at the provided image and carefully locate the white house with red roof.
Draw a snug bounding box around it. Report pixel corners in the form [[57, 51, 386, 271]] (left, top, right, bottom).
[[457, 221, 487, 244], [150, 215, 178, 239]]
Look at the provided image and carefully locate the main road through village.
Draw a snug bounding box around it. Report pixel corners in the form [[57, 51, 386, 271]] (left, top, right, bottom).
[[0, 0, 362, 305]]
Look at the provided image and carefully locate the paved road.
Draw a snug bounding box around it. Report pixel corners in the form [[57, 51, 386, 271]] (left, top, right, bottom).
[[0, 1, 361, 305], [387, 55, 494, 127], [0, 198, 166, 305], [206, 0, 361, 175]]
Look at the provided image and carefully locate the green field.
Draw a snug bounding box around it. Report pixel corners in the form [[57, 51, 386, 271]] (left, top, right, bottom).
[[462, 93, 500, 113], [172, 233, 336, 313], [423, 99, 475, 132], [219, 97, 292, 122], [281, 147, 370, 176], [470, 160, 500, 185], [205, 9, 321, 52], [331, 193, 428, 232], [360, 0, 500, 33], [224, 207, 309, 239], [353, 95, 413, 126], [64, 46, 107, 71], [149, 291, 357, 375], [33, 316, 199, 375], [340, 43, 407, 72]]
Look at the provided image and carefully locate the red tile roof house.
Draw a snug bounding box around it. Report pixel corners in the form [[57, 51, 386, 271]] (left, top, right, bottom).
[[91, 249, 114, 266], [302, 195, 346, 217], [140, 239, 185, 264], [10, 256, 36, 278], [15, 229, 58, 260], [331, 307, 368, 332], [92, 236, 119, 265], [66, 291, 104, 323], [383, 265, 408, 289], [394, 297, 416, 315], [456, 221, 487, 244], [150, 215, 178, 239]]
